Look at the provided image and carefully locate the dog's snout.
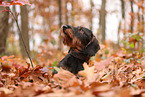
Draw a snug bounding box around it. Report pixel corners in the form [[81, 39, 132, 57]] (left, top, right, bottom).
[[63, 25, 68, 30], [61, 25, 72, 30], [61, 25, 68, 30]]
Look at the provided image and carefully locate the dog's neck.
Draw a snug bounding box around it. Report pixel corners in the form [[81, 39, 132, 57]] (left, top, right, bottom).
[[71, 36, 95, 52], [85, 36, 95, 49], [69, 36, 95, 61]]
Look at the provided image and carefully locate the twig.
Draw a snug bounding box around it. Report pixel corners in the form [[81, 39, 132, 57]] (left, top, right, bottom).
[[9, 8, 34, 68]]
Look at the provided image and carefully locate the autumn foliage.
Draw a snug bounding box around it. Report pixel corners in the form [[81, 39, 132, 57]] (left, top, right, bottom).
[[0, 0, 145, 97], [0, 0, 30, 7], [0, 44, 145, 97]]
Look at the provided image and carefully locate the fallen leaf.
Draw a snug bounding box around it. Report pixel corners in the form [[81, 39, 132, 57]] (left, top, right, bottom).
[[53, 68, 79, 88], [0, 87, 13, 94], [95, 56, 114, 71], [2, 64, 11, 72], [78, 63, 95, 83]]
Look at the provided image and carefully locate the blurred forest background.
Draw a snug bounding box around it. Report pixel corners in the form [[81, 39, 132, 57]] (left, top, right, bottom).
[[0, 0, 144, 63]]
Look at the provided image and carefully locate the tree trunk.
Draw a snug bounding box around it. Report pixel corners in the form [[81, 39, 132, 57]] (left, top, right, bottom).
[[137, 4, 141, 51], [71, 0, 75, 26], [58, 0, 63, 51], [118, 0, 125, 47], [97, 8, 101, 40], [141, 0, 144, 54], [58, 0, 62, 27], [117, 21, 121, 48], [0, 7, 9, 55], [100, 0, 106, 43], [65, 0, 68, 24], [130, 0, 134, 33], [120, 0, 125, 19], [20, 5, 30, 58], [90, 0, 93, 31]]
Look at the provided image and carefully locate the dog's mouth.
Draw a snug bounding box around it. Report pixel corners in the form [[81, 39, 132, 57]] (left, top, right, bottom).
[[60, 25, 74, 45], [62, 25, 74, 37]]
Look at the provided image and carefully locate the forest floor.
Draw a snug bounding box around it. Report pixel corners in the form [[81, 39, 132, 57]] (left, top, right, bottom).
[[0, 45, 145, 97]]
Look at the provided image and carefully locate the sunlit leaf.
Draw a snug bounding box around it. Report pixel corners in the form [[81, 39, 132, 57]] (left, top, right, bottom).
[[53, 66, 61, 72], [53, 69, 79, 88], [0, 59, 4, 63], [129, 42, 134, 48], [52, 61, 58, 66], [0, 87, 13, 94], [78, 63, 95, 83]]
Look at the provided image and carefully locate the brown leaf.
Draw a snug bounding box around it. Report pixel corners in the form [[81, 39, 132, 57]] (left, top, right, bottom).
[[78, 63, 95, 83], [96, 84, 111, 91], [119, 88, 131, 97], [2, 64, 11, 72], [0, 87, 13, 94], [134, 79, 145, 89], [95, 57, 114, 71], [53, 68, 79, 88], [110, 77, 120, 86], [0, 0, 2, 4], [12, 86, 35, 97]]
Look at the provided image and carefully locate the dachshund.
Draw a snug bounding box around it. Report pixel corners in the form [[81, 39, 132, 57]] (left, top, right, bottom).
[[55, 25, 100, 74]]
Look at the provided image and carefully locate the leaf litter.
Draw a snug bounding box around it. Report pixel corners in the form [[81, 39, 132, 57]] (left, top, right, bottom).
[[0, 47, 145, 97]]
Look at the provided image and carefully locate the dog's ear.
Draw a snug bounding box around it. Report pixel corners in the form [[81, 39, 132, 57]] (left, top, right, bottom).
[[84, 37, 100, 56]]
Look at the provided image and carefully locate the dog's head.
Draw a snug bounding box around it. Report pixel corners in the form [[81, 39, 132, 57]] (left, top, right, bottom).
[[60, 25, 100, 56]]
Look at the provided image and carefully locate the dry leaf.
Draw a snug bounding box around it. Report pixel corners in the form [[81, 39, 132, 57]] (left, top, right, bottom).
[[0, 87, 13, 94], [95, 56, 114, 71], [78, 63, 95, 83], [53, 68, 79, 88]]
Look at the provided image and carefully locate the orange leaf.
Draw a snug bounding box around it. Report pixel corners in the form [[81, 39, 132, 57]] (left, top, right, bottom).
[[13, 0, 31, 6], [95, 56, 114, 71], [8, 55, 15, 58], [2, 64, 11, 72], [95, 58, 102, 62], [78, 63, 95, 83], [129, 12, 134, 17], [0, 59, 4, 63], [10, 2, 23, 6], [53, 68, 79, 88], [1, 55, 15, 60], [136, 2, 142, 7], [2, 56, 8, 60]]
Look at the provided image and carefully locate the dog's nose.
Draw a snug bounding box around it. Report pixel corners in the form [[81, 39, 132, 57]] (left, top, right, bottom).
[[61, 25, 68, 29], [63, 25, 68, 30], [61, 25, 72, 30]]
